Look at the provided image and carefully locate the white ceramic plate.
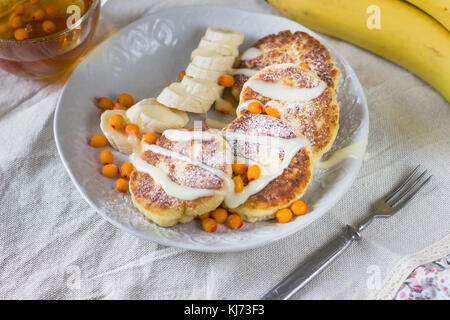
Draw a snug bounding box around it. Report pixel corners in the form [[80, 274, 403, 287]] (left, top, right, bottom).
[[54, 5, 369, 252]]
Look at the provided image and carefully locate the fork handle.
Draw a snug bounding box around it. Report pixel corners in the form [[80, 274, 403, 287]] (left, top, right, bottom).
[[262, 225, 360, 300]]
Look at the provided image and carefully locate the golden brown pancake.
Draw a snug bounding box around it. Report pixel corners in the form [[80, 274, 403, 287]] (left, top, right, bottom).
[[223, 113, 313, 222], [239, 63, 339, 160], [232, 30, 338, 99], [129, 127, 232, 227]]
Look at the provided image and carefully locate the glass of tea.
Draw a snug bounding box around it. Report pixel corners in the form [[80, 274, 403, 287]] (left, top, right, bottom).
[[0, 0, 100, 78]]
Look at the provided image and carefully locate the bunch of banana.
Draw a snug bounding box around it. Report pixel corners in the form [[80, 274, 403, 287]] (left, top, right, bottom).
[[157, 27, 244, 113], [267, 0, 450, 102]]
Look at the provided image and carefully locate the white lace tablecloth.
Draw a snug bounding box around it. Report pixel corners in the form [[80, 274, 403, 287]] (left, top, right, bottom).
[[0, 0, 449, 300]]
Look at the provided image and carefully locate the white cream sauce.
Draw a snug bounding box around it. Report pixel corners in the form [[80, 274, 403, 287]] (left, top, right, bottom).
[[315, 139, 368, 170], [241, 47, 261, 60], [230, 68, 258, 77], [246, 79, 326, 103]]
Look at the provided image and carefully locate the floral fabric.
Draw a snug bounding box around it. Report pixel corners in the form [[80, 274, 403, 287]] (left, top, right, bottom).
[[395, 255, 450, 300]]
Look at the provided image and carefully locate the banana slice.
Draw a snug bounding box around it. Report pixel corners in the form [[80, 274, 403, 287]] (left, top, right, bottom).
[[100, 110, 139, 155], [186, 63, 226, 82], [214, 97, 235, 115], [191, 47, 235, 71], [126, 98, 189, 134], [157, 85, 212, 113], [198, 38, 239, 57], [181, 76, 224, 102], [204, 27, 244, 46]]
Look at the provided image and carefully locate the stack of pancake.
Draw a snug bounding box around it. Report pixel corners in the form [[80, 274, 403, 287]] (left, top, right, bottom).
[[128, 30, 340, 227]]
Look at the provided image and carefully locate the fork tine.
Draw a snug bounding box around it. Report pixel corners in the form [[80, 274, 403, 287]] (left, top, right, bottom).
[[384, 165, 420, 203], [389, 170, 427, 207], [393, 175, 432, 210]]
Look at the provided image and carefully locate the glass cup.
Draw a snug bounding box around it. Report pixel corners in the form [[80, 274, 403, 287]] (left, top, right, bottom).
[[0, 0, 100, 79]]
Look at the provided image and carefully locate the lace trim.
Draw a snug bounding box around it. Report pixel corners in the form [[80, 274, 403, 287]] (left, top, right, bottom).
[[371, 234, 450, 300]]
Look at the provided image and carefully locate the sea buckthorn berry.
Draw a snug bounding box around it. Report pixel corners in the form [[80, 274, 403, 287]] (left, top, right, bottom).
[[265, 106, 281, 118], [115, 178, 128, 193], [124, 123, 139, 136], [117, 93, 134, 108], [211, 208, 228, 224], [108, 114, 125, 130], [120, 161, 134, 179], [248, 101, 262, 114], [89, 134, 108, 148], [30, 0, 40, 4], [227, 214, 243, 230], [99, 149, 113, 165], [276, 208, 293, 223], [218, 75, 235, 87], [299, 63, 311, 70], [45, 4, 58, 18], [14, 28, 29, 40], [179, 70, 186, 81], [15, 4, 25, 15], [247, 165, 261, 181], [198, 212, 210, 220], [42, 20, 56, 33], [96, 97, 114, 110], [233, 176, 244, 193], [102, 164, 120, 178], [142, 132, 157, 145], [113, 103, 126, 110], [31, 9, 45, 21], [10, 15, 24, 29], [291, 200, 308, 216], [201, 218, 217, 233], [232, 161, 247, 175]]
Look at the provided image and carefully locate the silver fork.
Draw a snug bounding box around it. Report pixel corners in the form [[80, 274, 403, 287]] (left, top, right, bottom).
[[262, 165, 432, 300]]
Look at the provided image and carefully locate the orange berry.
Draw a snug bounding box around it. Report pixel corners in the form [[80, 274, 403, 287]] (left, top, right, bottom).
[[248, 101, 262, 114], [10, 15, 23, 29], [124, 123, 139, 136], [276, 208, 293, 223], [211, 208, 228, 224], [108, 114, 125, 130], [15, 4, 25, 16], [42, 20, 56, 33], [113, 103, 126, 110], [31, 9, 45, 22], [232, 161, 247, 175], [117, 93, 134, 108], [201, 218, 217, 233], [99, 149, 113, 165], [291, 200, 308, 216], [89, 134, 108, 148], [142, 132, 157, 145], [247, 165, 261, 181], [198, 212, 210, 220], [115, 178, 128, 193], [233, 176, 244, 193], [227, 214, 243, 230], [120, 161, 134, 179], [218, 74, 235, 87], [30, 0, 40, 4], [265, 106, 281, 118], [179, 70, 186, 81], [299, 63, 311, 70], [102, 164, 120, 178], [14, 28, 29, 40], [97, 97, 114, 110], [45, 4, 58, 18]]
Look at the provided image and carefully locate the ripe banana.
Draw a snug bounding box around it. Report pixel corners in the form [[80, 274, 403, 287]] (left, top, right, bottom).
[[198, 38, 239, 57], [268, 0, 450, 102], [126, 98, 189, 134], [100, 110, 139, 155], [191, 49, 235, 72], [403, 0, 450, 31], [181, 77, 224, 102], [185, 63, 226, 81]]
